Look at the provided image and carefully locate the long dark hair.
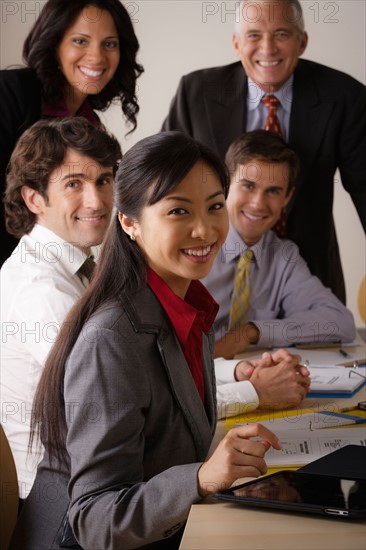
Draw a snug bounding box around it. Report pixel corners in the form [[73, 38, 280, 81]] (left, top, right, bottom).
[[31, 131, 229, 463], [23, 0, 143, 131]]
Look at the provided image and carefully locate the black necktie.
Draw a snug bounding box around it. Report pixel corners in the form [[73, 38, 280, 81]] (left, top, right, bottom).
[[77, 256, 96, 283]]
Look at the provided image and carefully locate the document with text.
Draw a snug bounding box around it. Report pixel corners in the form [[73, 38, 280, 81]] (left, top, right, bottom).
[[307, 365, 366, 397], [260, 427, 366, 467]]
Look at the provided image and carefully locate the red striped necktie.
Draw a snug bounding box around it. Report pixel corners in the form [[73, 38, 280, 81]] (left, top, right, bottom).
[[261, 95, 287, 237]]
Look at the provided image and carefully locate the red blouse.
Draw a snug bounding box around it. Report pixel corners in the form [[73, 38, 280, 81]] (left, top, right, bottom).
[[147, 269, 218, 403]]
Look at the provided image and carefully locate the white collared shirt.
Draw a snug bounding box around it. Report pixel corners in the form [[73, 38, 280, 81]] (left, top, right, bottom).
[[0, 224, 91, 498]]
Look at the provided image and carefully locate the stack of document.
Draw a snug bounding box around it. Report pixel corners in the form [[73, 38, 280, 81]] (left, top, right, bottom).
[[307, 365, 366, 397], [233, 407, 366, 468], [235, 414, 366, 467], [261, 426, 366, 467]]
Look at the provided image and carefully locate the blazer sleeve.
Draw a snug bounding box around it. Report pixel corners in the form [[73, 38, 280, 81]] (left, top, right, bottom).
[[337, 80, 366, 231], [0, 70, 42, 264], [65, 320, 204, 550], [0, 69, 41, 187]]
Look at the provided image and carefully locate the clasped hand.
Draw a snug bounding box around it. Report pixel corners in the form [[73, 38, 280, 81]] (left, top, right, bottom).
[[235, 348, 311, 409]]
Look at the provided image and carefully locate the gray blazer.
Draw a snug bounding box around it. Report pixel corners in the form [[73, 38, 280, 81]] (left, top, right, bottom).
[[11, 285, 217, 549]]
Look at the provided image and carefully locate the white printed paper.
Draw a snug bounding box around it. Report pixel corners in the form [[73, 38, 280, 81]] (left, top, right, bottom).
[[236, 411, 366, 431], [262, 427, 366, 467], [308, 366, 365, 393]]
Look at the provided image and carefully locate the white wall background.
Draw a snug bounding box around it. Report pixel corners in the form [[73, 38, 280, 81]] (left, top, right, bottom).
[[1, 0, 365, 325]]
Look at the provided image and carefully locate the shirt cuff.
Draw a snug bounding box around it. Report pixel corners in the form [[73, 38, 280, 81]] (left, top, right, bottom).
[[214, 357, 241, 384], [216, 380, 260, 420]]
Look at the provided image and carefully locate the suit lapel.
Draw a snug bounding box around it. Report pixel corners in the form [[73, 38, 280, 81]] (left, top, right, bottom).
[[157, 332, 215, 461], [289, 61, 335, 206], [289, 60, 334, 166], [203, 63, 247, 158], [123, 287, 215, 461], [290, 61, 335, 157]]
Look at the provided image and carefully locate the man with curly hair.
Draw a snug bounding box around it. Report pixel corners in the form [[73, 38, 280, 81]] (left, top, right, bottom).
[[0, 117, 121, 500]]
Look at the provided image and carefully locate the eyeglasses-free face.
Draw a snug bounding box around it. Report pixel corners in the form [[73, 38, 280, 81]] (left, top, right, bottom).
[[57, 6, 120, 112], [127, 160, 229, 299], [233, 1, 308, 92]]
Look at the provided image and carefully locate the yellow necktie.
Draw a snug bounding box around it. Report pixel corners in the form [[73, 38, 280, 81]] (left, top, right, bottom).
[[228, 250, 254, 331]]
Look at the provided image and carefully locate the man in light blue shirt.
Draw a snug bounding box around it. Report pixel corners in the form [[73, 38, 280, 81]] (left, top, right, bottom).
[[162, 0, 366, 304], [245, 74, 292, 142], [203, 129, 355, 357], [202, 130, 355, 417]]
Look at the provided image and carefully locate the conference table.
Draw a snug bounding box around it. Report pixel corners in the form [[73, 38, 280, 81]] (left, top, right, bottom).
[[179, 338, 366, 550]]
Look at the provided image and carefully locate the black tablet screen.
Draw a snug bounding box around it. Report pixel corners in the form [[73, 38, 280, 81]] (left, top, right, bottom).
[[220, 471, 366, 515]]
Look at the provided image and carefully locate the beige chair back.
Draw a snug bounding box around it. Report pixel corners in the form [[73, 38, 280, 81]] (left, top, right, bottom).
[[0, 424, 18, 549], [358, 275, 366, 325]]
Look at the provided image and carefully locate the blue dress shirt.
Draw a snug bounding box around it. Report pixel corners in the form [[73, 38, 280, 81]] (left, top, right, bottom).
[[202, 225, 355, 347]]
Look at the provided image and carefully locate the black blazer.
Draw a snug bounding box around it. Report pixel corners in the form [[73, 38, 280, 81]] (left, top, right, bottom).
[[0, 68, 42, 265], [162, 59, 366, 302]]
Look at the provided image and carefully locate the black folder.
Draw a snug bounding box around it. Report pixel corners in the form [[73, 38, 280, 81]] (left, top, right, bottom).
[[299, 444, 366, 480]]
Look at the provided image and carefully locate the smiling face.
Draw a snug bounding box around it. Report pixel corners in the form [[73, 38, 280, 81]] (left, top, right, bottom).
[[22, 148, 114, 254], [123, 161, 229, 298], [227, 159, 293, 245], [233, 1, 308, 92], [57, 6, 120, 113]]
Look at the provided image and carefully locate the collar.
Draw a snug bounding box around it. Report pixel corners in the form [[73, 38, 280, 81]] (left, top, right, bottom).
[[147, 268, 218, 347], [27, 224, 90, 276], [219, 224, 269, 270], [41, 97, 99, 126], [247, 75, 293, 113]]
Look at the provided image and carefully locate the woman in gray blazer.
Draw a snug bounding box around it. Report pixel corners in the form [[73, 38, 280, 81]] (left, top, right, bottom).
[[11, 132, 281, 549]]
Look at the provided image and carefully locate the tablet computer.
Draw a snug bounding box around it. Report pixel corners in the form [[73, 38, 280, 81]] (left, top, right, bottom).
[[215, 471, 366, 519]]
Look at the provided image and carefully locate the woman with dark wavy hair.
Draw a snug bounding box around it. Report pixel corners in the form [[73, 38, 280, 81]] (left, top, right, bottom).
[[10, 131, 281, 549], [0, 0, 143, 265]]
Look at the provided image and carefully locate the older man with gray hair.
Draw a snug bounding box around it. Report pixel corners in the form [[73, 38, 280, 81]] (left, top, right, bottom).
[[162, 0, 366, 304]]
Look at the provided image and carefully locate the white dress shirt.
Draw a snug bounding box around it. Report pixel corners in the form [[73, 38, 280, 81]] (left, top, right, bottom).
[[0, 224, 90, 498], [215, 357, 260, 419], [202, 226, 356, 419]]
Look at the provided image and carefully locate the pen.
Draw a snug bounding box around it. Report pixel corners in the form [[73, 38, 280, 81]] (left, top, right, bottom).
[[338, 406, 358, 413], [339, 348, 350, 358]]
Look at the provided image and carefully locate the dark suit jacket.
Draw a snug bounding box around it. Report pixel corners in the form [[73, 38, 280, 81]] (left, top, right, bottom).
[[162, 59, 366, 302], [0, 68, 42, 265], [11, 284, 217, 549]]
